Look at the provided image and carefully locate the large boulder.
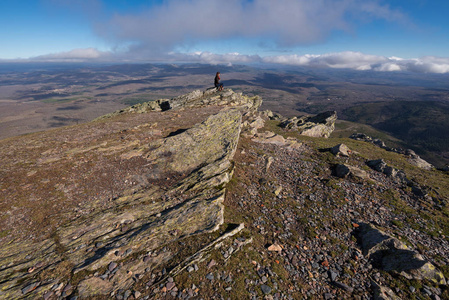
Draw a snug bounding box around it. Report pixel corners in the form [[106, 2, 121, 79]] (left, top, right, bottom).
[[330, 143, 351, 157], [334, 164, 369, 179], [405, 150, 433, 170], [280, 111, 337, 138], [356, 223, 446, 285]]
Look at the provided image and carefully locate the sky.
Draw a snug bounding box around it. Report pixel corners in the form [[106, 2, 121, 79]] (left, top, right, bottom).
[[1, 0, 449, 73]]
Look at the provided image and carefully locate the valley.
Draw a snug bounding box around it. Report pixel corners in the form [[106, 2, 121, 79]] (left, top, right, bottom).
[[1, 62, 449, 167]]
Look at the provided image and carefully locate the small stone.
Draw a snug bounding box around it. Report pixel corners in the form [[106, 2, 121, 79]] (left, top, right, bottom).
[[143, 256, 150, 263], [166, 282, 175, 291], [261, 284, 272, 295], [123, 290, 132, 299], [333, 281, 354, 293], [109, 262, 118, 272], [423, 288, 432, 296], [21, 282, 40, 294], [134, 291, 141, 299], [63, 284, 72, 292], [267, 244, 282, 252], [206, 273, 214, 280], [329, 270, 338, 282], [207, 259, 217, 269], [225, 286, 232, 291], [43, 291, 53, 300], [187, 266, 195, 272], [409, 286, 416, 293]]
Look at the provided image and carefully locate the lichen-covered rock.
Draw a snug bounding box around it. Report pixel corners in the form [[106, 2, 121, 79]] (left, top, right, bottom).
[[146, 109, 242, 173], [77, 277, 113, 298], [280, 111, 337, 138], [252, 131, 302, 149], [98, 88, 262, 120], [356, 223, 446, 285], [371, 281, 401, 300], [0, 97, 247, 298], [407, 155, 433, 170], [331, 143, 351, 157], [366, 159, 408, 183], [334, 164, 368, 179]]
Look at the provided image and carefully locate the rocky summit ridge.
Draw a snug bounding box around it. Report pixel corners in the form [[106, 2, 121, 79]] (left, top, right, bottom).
[[0, 88, 448, 300]]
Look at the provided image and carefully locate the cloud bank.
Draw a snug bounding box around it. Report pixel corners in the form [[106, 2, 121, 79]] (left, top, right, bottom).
[[174, 51, 449, 74], [261, 52, 449, 74], [33, 48, 112, 62], [101, 0, 408, 51], [15, 49, 449, 74]]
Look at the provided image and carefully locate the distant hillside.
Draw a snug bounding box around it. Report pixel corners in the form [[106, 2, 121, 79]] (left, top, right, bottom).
[[342, 100, 449, 168]]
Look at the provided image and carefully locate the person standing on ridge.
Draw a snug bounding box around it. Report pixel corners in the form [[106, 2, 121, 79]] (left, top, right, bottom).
[[214, 72, 223, 91]]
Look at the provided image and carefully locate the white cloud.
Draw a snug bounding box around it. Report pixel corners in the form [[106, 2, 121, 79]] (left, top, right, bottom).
[[263, 52, 386, 69], [10, 48, 449, 74], [261, 51, 449, 73], [101, 0, 408, 52], [33, 48, 112, 62], [178, 51, 262, 65]]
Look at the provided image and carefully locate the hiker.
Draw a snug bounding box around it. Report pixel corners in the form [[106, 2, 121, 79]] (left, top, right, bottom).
[[214, 72, 224, 91]]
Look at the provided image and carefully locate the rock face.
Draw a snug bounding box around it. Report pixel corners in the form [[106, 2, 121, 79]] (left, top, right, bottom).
[[99, 88, 262, 117], [279, 111, 337, 138], [356, 223, 446, 285], [0, 88, 258, 299]]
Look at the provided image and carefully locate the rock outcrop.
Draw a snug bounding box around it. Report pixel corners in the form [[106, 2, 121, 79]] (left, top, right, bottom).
[[356, 223, 446, 285], [350, 133, 433, 170], [98, 88, 262, 118], [366, 159, 408, 183], [279, 111, 337, 138], [0, 88, 259, 299]]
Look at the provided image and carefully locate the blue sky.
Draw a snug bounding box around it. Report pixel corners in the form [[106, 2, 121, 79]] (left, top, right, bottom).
[[1, 0, 449, 73]]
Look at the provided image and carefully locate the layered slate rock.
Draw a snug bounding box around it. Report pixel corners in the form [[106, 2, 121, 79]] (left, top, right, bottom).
[[0, 89, 252, 299], [99, 88, 262, 117], [280, 111, 337, 138], [356, 223, 446, 285]]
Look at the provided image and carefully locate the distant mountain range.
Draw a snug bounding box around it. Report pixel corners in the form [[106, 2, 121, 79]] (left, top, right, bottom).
[[1, 62, 448, 166]]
